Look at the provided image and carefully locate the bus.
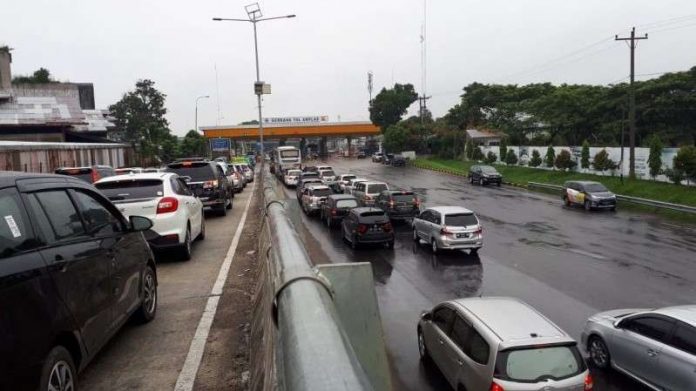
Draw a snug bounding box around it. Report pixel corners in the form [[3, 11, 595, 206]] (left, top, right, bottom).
[[273, 146, 302, 177]]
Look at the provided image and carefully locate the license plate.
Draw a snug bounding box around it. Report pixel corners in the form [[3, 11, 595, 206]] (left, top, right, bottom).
[[457, 233, 470, 238]]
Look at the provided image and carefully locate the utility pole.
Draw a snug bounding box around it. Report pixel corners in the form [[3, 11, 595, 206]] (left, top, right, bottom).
[[418, 0, 430, 125], [367, 71, 373, 107], [418, 95, 431, 124], [615, 27, 648, 179]]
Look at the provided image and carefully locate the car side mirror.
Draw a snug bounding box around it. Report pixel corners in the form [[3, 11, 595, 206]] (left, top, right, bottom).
[[130, 215, 153, 232], [181, 176, 192, 183], [421, 311, 432, 321]]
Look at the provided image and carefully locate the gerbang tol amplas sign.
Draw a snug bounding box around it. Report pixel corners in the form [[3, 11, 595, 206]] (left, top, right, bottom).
[[263, 116, 329, 124]]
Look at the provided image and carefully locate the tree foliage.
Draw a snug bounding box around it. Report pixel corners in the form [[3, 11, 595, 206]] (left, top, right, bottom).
[[647, 135, 664, 179], [581, 140, 590, 169], [544, 146, 555, 168], [12, 67, 54, 84], [369, 83, 418, 131], [472, 146, 485, 161], [179, 130, 207, 158], [444, 67, 696, 146], [499, 138, 508, 163], [465, 138, 474, 160], [554, 149, 577, 171], [484, 151, 497, 164], [529, 149, 542, 167], [673, 145, 696, 183], [505, 149, 518, 165], [109, 79, 171, 164], [592, 149, 617, 172]]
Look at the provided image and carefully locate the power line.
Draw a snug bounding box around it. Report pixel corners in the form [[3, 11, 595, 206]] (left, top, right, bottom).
[[645, 21, 696, 34], [637, 14, 696, 30]]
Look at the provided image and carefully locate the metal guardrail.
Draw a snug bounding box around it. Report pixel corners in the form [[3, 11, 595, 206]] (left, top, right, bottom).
[[262, 171, 373, 391], [528, 182, 696, 214]]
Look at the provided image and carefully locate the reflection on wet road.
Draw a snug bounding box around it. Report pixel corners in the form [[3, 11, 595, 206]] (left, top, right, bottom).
[[281, 159, 696, 391]]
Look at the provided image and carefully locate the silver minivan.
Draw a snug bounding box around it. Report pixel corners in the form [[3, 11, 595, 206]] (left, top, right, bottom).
[[581, 305, 696, 391], [352, 181, 389, 206], [418, 297, 592, 391], [412, 206, 483, 254]]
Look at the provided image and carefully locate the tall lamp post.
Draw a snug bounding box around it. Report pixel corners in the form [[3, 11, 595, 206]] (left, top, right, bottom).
[[195, 95, 209, 133], [213, 3, 295, 158]]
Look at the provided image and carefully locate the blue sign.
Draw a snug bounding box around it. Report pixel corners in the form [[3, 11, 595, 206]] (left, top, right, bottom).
[[210, 138, 230, 151]]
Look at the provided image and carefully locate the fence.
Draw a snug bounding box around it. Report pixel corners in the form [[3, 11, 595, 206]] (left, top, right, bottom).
[[252, 169, 376, 391], [0, 141, 133, 173], [528, 182, 696, 214]]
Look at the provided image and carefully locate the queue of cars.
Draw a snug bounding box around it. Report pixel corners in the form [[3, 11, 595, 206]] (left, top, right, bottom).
[[0, 157, 255, 389]]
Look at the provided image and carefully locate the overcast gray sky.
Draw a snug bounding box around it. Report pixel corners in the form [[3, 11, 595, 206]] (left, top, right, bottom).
[[3, 0, 696, 136]]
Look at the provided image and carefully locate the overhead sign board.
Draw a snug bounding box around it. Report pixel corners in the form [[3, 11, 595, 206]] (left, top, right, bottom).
[[210, 138, 231, 151], [263, 116, 329, 125]]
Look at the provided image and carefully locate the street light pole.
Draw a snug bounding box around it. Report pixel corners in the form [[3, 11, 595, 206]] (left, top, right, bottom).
[[213, 4, 295, 159], [195, 95, 209, 133]]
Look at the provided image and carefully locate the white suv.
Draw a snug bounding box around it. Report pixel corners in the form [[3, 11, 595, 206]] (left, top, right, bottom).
[[95, 172, 205, 260]]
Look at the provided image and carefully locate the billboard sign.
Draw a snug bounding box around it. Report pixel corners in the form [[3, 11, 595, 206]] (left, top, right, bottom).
[[263, 116, 329, 125], [210, 138, 231, 152]]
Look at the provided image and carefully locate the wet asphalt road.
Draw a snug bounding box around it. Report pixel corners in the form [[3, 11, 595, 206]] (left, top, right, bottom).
[[283, 158, 696, 391]]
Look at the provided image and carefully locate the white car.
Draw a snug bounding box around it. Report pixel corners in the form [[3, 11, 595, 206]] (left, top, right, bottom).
[[95, 172, 205, 260], [338, 174, 357, 191], [284, 169, 302, 187], [239, 163, 254, 182], [344, 177, 368, 195], [231, 164, 248, 188], [317, 165, 333, 171], [318, 169, 337, 182], [217, 162, 237, 197]]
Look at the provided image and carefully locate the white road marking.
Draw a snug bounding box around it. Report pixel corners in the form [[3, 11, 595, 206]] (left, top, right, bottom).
[[569, 248, 607, 260], [174, 178, 257, 391]]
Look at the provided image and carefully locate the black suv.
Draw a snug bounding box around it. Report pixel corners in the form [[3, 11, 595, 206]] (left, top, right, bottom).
[[341, 207, 395, 249], [0, 172, 157, 391], [375, 190, 420, 220], [468, 165, 502, 186], [166, 160, 232, 216], [320, 194, 359, 228]]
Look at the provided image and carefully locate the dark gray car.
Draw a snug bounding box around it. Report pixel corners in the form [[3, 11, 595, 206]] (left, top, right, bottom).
[[562, 180, 617, 211], [341, 207, 394, 249]]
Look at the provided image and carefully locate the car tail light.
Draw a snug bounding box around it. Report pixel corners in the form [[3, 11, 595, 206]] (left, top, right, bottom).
[[91, 170, 101, 183], [157, 197, 179, 214], [584, 374, 594, 390], [382, 222, 393, 232], [203, 180, 218, 189], [331, 208, 337, 216], [474, 226, 483, 235], [489, 382, 505, 391], [357, 224, 368, 234], [440, 227, 454, 236], [389, 199, 395, 209], [413, 198, 420, 207]]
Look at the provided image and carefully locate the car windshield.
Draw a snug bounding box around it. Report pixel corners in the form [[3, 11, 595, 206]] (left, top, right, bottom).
[[481, 166, 498, 174], [585, 183, 608, 192], [336, 199, 358, 208], [56, 168, 92, 182], [320, 170, 335, 177], [96, 179, 164, 201], [287, 170, 301, 176], [166, 162, 213, 182], [495, 345, 584, 382], [342, 175, 356, 181], [444, 213, 478, 227], [311, 188, 332, 197], [367, 183, 388, 194], [302, 173, 319, 178]]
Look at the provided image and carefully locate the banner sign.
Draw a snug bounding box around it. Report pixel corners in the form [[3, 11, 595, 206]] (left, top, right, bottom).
[[210, 138, 231, 152], [263, 116, 329, 124]]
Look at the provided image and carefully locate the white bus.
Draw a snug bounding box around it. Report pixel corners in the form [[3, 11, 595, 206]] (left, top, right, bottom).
[[274, 146, 302, 176]]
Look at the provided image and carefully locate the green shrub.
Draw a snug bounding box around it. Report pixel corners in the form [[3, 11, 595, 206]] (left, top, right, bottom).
[[544, 146, 555, 168], [555, 149, 577, 171], [472, 146, 485, 161], [484, 151, 497, 164], [505, 149, 518, 165], [581, 140, 590, 169], [592, 149, 617, 171], [529, 149, 542, 167]]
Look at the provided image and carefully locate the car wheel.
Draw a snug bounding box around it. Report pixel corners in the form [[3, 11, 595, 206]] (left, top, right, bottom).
[[226, 197, 232, 209], [417, 328, 430, 361], [351, 235, 358, 250], [217, 203, 227, 217], [386, 240, 395, 249], [588, 336, 611, 369], [469, 176, 473, 184], [563, 195, 571, 207], [326, 216, 332, 228], [470, 247, 479, 255], [431, 239, 438, 254], [40, 346, 77, 391], [584, 200, 591, 211], [413, 228, 420, 242], [479, 178, 484, 186], [135, 265, 157, 323], [181, 227, 192, 261], [197, 216, 206, 241]]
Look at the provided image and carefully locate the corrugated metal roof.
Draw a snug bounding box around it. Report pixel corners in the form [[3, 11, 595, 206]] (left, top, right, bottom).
[[466, 128, 501, 139], [0, 140, 128, 151]]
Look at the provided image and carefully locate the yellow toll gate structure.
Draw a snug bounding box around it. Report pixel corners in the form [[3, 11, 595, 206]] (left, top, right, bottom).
[[201, 121, 379, 140]]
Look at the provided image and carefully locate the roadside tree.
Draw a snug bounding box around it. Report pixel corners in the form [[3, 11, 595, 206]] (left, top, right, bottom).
[[472, 147, 485, 161], [369, 83, 418, 132], [555, 149, 577, 171], [673, 145, 696, 184], [592, 149, 617, 172], [529, 149, 542, 167], [485, 151, 497, 164], [505, 149, 518, 165], [544, 146, 555, 168], [581, 140, 590, 169], [647, 135, 664, 179], [179, 130, 207, 158], [499, 138, 508, 163], [465, 138, 474, 160]]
